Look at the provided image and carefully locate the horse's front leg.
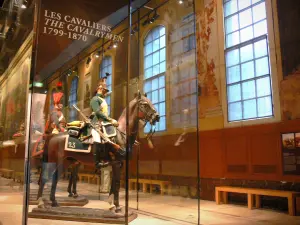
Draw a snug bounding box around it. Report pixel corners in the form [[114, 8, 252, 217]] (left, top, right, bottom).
[[37, 167, 47, 208], [50, 168, 60, 207], [67, 167, 73, 197], [72, 163, 79, 198], [111, 161, 121, 213]]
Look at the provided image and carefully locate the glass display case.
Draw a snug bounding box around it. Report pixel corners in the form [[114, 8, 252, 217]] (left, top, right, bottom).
[[0, 0, 200, 224]]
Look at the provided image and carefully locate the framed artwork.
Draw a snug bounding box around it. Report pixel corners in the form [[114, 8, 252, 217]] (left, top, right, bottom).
[[83, 73, 91, 110], [281, 132, 300, 175]]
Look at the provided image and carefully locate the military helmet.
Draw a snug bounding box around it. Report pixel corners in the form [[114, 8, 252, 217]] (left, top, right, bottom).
[[97, 77, 109, 93]]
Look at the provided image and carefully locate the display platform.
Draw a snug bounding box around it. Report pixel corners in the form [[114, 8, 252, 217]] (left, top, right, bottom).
[[29, 196, 89, 206], [28, 207, 137, 223]]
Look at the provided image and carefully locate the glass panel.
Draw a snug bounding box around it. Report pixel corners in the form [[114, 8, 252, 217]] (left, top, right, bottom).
[[145, 55, 153, 68], [160, 48, 166, 61], [152, 90, 159, 103], [160, 35, 166, 48], [145, 42, 153, 55], [242, 80, 256, 100], [240, 44, 254, 62], [243, 99, 257, 119], [257, 76, 271, 97], [153, 38, 160, 52], [228, 102, 243, 121], [224, 0, 238, 16], [254, 39, 268, 58], [254, 19, 267, 37], [258, 96, 273, 117], [160, 61, 166, 73], [159, 88, 166, 101], [253, 2, 266, 23], [255, 57, 269, 76], [152, 78, 159, 90], [239, 9, 252, 28], [241, 61, 255, 80], [227, 65, 241, 84], [240, 26, 254, 42], [226, 31, 240, 47], [226, 49, 240, 66], [228, 84, 241, 102], [238, 0, 251, 10], [153, 51, 160, 65], [225, 15, 239, 33]]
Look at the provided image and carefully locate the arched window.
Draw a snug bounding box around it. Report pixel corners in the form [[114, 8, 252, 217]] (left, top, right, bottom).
[[69, 77, 78, 121], [100, 56, 112, 115], [144, 26, 166, 132]]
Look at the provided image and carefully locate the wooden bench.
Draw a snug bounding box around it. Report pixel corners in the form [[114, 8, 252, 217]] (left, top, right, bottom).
[[0, 168, 14, 178], [129, 178, 172, 195], [78, 173, 99, 185], [215, 186, 300, 216]]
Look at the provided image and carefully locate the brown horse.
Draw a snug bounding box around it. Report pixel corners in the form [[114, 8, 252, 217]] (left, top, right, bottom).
[[36, 93, 159, 212]]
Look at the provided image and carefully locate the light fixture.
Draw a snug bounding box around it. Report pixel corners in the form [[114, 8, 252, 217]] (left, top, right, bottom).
[[150, 10, 159, 23], [95, 51, 101, 58], [178, 0, 184, 4], [72, 67, 77, 73], [21, 0, 28, 8], [113, 43, 118, 48], [86, 56, 91, 65]]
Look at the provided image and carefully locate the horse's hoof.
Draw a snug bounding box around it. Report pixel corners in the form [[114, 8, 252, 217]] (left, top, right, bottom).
[[115, 206, 122, 213], [51, 201, 60, 207], [73, 193, 78, 198], [68, 193, 73, 197]]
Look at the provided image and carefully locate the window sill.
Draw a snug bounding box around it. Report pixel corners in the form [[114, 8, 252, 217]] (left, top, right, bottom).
[[224, 116, 280, 128]]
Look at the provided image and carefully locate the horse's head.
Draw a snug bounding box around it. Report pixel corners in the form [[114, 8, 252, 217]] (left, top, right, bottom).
[[136, 92, 160, 126]]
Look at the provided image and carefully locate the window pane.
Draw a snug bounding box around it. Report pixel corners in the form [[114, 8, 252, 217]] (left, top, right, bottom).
[[153, 39, 160, 52], [145, 33, 152, 44], [255, 57, 269, 76], [145, 43, 153, 55], [152, 78, 158, 90], [241, 61, 255, 80], [228, 102, 242, 121], [238, 0, 251, 10], [252, 0, 261, 3], [257, 96, 272, 117], [159, 88, 165, 101], [160, 26, 165, 36], [152, 90, 158, 103], [153, 64, 160, 76], [226, 31, 240, 48], [160, 61, 166, 73], [239, 9, 252, 28], [242, 80, 256, 100], [243, 99, 257, 119], [254, 19, 267, 37], [227, 65, 240, 84], [145, 67, 153, 79], [144, 122, 151, 133], [160, 48, 166, 61], [254, 39, 267, 58], [253, 2, 266, 23], [224, 0, 238, 17], [228, 84, 241, 102], [240, 26, 254, 43], [226, 49, 240, 66], [153, 51, 160, 65], [153, 27, 160, 39], [225, 15, 239, 33], [159, 76, 165, 88], [144, 80, 151, 92], [145, 55, 153, 68], [159, 116, 166, 131], [159, 103, 166, 116], [160, 36, 166, 48], [257, 77, 271, 97], [240, 44, 253, 63]]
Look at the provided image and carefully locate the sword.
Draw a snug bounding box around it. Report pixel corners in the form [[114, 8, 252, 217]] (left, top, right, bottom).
[[72, 104, 121, 150]]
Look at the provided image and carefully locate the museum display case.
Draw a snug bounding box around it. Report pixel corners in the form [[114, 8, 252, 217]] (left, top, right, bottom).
[[0, 0, 200, 224]]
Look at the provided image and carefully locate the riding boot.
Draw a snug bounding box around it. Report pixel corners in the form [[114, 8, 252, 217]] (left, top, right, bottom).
[[93, 143, 101, 168]]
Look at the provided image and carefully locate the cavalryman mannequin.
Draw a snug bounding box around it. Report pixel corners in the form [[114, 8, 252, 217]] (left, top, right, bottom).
[[90, 78, 119, 169], [45, 82, 66, 134]]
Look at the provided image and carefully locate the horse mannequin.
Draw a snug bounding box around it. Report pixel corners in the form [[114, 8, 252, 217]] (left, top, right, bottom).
[[36, 93, 159, 213]]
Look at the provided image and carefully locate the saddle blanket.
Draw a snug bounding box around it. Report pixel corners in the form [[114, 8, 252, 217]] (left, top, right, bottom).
[[64, 136, 91, 153]]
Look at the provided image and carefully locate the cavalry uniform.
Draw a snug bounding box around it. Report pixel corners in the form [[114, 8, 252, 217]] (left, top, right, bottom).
[[90, 78, 118, 169], [45, 83, 66, 134]]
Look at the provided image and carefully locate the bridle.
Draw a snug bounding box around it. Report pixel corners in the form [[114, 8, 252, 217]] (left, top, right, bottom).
[[137, 98, 160, 142]]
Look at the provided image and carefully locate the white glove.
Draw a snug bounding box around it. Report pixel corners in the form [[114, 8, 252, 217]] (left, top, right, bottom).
[[110, 119, 119, 127]]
